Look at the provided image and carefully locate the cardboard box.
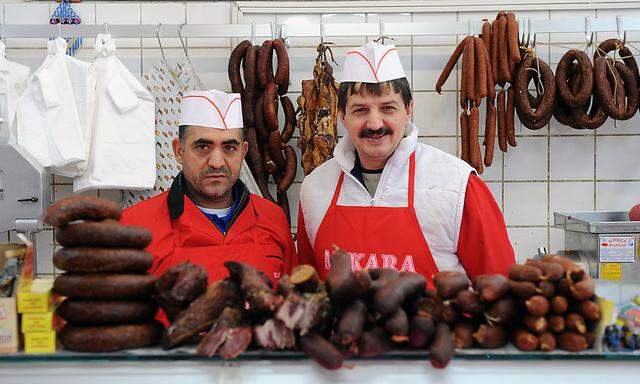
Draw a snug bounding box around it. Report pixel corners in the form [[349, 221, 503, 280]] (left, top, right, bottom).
[[21, 312, 53, 333], [17, 278, 53, 314], [24, 331, 56, 354], [0, 295, 18, 354]]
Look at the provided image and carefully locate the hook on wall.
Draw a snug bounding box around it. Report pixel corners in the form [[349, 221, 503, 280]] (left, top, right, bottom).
[[616, 16, 627, 45], [155, 23, 167, 63], [250, 21, 256, 45]]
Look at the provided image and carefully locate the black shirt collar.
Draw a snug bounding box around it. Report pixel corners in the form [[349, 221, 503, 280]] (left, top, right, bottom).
[[168, 172, 250, 227]]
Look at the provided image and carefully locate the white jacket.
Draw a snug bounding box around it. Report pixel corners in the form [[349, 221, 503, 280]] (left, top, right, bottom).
[[74, 34, 155, 193], [0, 41, 30, 139], [16, 38, 89, 176], [299, 122, 474, 273]]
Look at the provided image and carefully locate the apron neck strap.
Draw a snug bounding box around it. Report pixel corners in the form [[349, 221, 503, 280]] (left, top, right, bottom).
[[408, 152, 416, 209]]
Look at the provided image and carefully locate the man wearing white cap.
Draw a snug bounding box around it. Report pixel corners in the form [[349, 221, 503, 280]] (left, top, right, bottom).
[[121, 90, 296, 287], [296, 42, 514, 286]]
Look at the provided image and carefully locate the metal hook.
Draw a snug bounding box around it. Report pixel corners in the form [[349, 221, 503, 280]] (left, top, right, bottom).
[[319, 20, 325, 45], [178, 23, 190, 59], [526, 19, 532, 48], [103, 23, 110, 35], [250, 21, 256, 45], [616, 16, 627, 45], [467, 18, 472, 36], [155, 23, 167, 64], [270, 21, 277, 40], [585, 17, 595, 48], [379, 20, 385, 43]]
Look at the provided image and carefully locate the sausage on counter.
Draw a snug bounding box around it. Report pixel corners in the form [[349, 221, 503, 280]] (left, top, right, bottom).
[[54, 273, 157, 299], [57, 299, 158, 324], [53, 247, 153, 273], [56, 219, 152, 249], [59, 322, 164, 352], [44, 196, 122, 227]]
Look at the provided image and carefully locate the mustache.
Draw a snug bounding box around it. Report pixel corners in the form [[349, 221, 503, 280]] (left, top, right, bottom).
[[360, 127, 392, 138], [200, 167, 231, 177]]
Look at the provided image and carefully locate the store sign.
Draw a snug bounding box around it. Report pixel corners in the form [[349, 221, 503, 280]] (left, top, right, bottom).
[[599, 235, 636, 263]]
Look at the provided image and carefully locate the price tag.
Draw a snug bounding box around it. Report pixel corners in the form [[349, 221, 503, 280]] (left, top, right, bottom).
[[599, 235, 636, 263], [600, 263, 622, 281]]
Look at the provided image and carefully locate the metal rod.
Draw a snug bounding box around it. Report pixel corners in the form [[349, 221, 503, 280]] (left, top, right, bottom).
[[2, 17, 640, 39]]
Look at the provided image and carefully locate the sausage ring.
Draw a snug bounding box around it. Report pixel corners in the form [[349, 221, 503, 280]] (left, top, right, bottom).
[[595, 39, 639, 79], [553, 63, 585, 129], [514, 55, 556, 130], [556, 50, 593, 107], [571, 93, 608, 130], [44, 196, 121, 227], [229, 40, 251, 94], [53, 247, 153, 273], [241, 45, 258, 127], [268, 130, 287, 170], [54, 273, 157, 299], [263, 82, 280, 132], [56, 219, 152, 249], [257, 40, 275, 89], [59, 322, 163, 352], [57, 299, 158, 325], [272, 39, 290, 96], [276, 145, 297, 194], [280, 95, 296, 143], [594, 57, 637, 120]]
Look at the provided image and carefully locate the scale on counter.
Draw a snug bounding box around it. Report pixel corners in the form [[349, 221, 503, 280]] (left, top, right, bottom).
[[554, 211, 640, 282], [0, 119, 50, 270]]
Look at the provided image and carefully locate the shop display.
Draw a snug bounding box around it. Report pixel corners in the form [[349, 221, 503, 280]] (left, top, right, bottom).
[[437, 12, 521, 173], [228, 38, 297, 223]]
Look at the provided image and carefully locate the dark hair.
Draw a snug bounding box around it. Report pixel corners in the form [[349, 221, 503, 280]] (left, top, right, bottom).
[[338, 77, 412, 113], [178, 125, 245, 143]]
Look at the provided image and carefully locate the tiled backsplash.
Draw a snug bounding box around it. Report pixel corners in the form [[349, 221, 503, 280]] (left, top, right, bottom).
[[1, 1, 640, 276]]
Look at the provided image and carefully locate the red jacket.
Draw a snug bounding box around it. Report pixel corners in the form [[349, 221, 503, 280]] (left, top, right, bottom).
[[121, 176, 297, 285]]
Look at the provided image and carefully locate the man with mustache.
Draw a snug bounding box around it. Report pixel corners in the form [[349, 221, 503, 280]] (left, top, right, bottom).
[[121, 90, 296, 285], [297, 42, 514, 285]]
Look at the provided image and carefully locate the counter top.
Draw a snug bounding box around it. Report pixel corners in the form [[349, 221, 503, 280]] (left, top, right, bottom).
[[2, 347, 639, 384]]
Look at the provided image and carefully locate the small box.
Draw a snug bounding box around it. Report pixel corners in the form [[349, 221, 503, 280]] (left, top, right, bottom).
[[18, 278, 53, 314], [0, 296, 19, 354], [24, 331, 56, 354], [21, 312, 53, 333]]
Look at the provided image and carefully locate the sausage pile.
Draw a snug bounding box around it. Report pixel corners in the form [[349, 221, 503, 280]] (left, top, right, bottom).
[[228, 39, 297, 223], [438, 255, 599, 352], [45, 196, 163, 352], [436, 12, 522, 174], [296, 43, 340, 175]]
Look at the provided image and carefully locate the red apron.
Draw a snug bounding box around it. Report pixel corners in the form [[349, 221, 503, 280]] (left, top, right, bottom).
[[313, 152, 439, 287], [151, 197, 284, 286]]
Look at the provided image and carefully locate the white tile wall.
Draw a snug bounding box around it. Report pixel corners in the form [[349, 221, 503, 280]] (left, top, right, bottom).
[[1, 1, 638, 278]]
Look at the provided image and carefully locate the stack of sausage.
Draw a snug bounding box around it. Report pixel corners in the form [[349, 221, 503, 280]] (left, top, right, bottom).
[[553, 39, 639, 130], [508, 255, 599, 352], [436, 254, 600, 353], [228, 39, 297, 223], [434, 272, 513, 349], [296, 43, 340, 175], [44, 196, 163, 352], [436, 11, 522, 174]]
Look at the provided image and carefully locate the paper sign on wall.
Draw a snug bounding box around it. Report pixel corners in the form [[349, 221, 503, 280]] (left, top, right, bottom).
[[599, 235, 636, 263]]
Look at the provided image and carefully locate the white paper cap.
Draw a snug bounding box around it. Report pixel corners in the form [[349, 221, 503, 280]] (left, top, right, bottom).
[[339, 42, 406, 84], [180, 90, 243, 129]]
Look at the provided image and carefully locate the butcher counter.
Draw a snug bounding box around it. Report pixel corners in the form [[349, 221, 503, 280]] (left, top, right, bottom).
[[1, 348, 639, 384]]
